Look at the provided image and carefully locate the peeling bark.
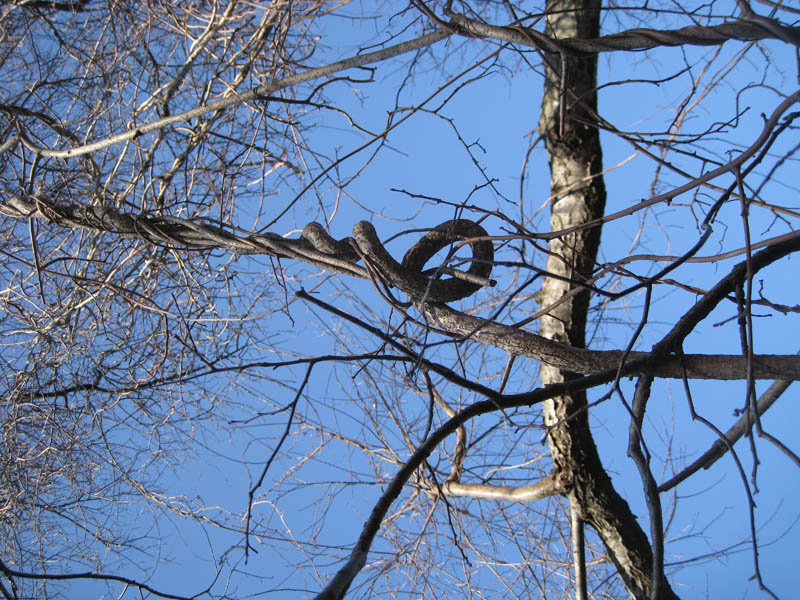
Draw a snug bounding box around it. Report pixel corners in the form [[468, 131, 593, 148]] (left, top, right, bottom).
[[537, 1, 679, 597]]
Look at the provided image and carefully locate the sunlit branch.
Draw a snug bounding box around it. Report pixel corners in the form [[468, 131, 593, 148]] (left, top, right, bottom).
[[541, 91, 800, 242], [570, 496, 588, 600], [441, 471, 565, 502], [3, 29, 451, 159]]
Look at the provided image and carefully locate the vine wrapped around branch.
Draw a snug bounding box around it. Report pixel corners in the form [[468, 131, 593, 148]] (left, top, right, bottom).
[[1, 194, 495, 303]]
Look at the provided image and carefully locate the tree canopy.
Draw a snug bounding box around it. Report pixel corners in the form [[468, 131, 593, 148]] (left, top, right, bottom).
[[1, 1, 799, 599]]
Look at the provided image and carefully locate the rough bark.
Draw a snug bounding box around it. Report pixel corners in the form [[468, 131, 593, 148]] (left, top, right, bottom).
[[536, 1, 679, 598]]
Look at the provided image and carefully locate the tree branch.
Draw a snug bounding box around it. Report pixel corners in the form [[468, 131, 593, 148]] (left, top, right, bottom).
[[6, 193, 800, 380], [446, 13, 800, 54], [659, 373, 796, 492], [4, 29, 451, 159], [441, 471, 565, 502]]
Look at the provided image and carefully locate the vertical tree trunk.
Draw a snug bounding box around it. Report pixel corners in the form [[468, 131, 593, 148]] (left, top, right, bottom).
[[537, 2, 679, 598]]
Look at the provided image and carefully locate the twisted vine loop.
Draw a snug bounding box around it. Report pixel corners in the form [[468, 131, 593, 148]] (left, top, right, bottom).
[[303, 219, 495, 302], [0, 193, 494, 303]]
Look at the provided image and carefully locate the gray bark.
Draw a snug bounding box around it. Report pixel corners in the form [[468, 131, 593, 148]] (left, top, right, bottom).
[[536, 1, 679, 598]]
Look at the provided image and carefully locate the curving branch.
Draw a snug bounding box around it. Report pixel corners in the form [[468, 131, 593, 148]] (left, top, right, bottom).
[[311, 364, 628, 600], [446, 12, 800, 54], [0, 195, 494, 301]]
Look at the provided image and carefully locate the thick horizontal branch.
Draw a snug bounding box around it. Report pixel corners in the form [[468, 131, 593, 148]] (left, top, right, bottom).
[[441, 470, 566, 502], [423, 303, 800, 380], [448, 13, 800, 55]]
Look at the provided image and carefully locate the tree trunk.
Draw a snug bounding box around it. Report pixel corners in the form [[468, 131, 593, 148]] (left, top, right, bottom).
[[537, 1, 679, 598]]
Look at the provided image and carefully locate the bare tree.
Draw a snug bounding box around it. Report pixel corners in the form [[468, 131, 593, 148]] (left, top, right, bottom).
[[1, 1, 799, 599]]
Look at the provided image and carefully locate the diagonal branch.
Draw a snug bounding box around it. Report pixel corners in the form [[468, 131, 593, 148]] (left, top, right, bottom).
[[4, 29, 451, 159], [311, 363, 632, 600]]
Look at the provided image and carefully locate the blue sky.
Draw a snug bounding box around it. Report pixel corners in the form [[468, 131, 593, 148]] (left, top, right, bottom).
[[259, 9, 800, 596]]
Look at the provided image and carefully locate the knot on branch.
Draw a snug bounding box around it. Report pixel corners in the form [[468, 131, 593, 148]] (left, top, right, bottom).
[[303, 219, 495, 302]]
